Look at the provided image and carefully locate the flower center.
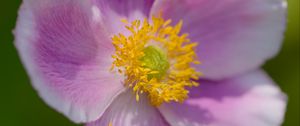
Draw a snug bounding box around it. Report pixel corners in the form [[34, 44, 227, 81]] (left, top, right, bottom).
[[140, 46, 169, 80], [111, 16, 201, 106]]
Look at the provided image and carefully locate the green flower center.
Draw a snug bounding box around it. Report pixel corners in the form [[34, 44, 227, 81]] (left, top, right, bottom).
[[140, 46, 169, 79]]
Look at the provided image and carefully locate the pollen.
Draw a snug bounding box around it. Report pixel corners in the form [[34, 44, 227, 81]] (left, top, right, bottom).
[[111, 16, 202, 106]]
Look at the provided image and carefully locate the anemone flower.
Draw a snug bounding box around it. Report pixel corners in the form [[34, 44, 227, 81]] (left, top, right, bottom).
[[14, 0, 287, 126]]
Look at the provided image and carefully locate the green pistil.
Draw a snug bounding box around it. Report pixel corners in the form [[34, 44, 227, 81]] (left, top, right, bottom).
[[140, 46, 169, 80]]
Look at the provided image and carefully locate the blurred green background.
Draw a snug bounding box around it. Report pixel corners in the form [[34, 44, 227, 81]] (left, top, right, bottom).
[[0, 0, 299, 126]]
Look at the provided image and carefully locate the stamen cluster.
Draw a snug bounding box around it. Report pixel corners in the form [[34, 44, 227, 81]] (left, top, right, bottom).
[[111, 16, 201, 106]]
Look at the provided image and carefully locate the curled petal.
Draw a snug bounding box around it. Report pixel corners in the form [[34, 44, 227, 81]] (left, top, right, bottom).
[[151, 0, 287, 79], [158, 70, 287, 126], [14, 0, 124, 123]]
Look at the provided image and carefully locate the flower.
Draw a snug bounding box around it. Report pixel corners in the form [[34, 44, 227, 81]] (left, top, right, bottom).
[[14, 0, 287, 126]]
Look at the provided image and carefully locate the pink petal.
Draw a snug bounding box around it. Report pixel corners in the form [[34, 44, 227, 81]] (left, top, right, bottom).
[[151, 0, 287, 79], [86, 90, 169, 126], [158, 70, 287, 126], [92, 0, 155, 35], [93, 0, 154, 17], [14, 0, 125, 123]]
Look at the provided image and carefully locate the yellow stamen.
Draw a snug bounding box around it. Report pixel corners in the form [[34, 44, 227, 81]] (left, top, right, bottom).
[[111, 16, 202, 106]]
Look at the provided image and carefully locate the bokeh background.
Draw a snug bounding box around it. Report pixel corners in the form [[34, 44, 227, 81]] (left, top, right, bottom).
[[0, 0, 299, 126]]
